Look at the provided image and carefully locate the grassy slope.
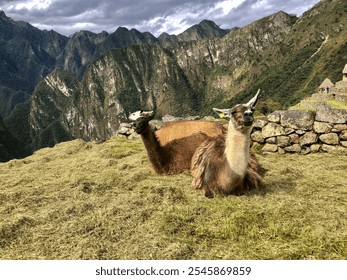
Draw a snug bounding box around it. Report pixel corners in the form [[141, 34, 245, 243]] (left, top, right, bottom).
[[0, 137, 346, 260]]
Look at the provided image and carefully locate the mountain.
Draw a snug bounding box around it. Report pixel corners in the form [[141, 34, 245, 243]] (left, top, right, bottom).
[[61, 20, 232, 78], [3, 0, 347, 159], [0, 115, 26, 162], [230, 0, 347, 110], [0, 11, 68, 117], [13, 11, 294, 152], [157, 20, 232, 48], [177, 19, 230, 42], [0, 12, 231, 119], [55, 30, 109, 79], [93, 27, 157, 59]]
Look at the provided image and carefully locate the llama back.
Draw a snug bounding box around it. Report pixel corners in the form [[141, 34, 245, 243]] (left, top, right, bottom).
[[156, 120, 226, 146], [156, 132, 212, 175]]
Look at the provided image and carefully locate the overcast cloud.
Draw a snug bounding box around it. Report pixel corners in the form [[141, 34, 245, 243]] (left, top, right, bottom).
[[0, 0, 321, 36]]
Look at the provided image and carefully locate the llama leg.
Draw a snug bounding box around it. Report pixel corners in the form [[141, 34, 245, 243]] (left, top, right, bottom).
[[203, 186, 215, 198]]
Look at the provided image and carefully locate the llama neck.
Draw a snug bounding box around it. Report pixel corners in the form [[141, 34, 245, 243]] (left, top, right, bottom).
[[225, 121, 251, 177], [140, 125, 167, 173]]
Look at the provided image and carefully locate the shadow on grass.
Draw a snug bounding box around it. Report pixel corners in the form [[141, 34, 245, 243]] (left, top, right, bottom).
[[245, 165, 299, 197]]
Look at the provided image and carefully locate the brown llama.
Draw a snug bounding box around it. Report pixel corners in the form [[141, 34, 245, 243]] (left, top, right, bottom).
[[191, 90, 262, 198], [129, 110, 223, 174]]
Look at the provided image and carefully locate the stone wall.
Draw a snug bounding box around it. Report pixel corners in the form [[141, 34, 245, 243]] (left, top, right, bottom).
[[117, 109, 347, 155], [251, 108, 347, 154]]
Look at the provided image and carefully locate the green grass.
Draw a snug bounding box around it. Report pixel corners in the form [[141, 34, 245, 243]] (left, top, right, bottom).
[[327, 100, 347, 110], [289, 104, 315, 111], [0, 137, 346, 260]]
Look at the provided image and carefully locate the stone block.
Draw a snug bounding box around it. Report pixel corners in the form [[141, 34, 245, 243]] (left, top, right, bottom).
[[301, 146, 311, 155], [266, 137, 276, 144], [253, 117, 268, 129], [289, 133, 300, 144], [278, 147, 286, 154], [262, 123, 285, 138], [280, 110, 315, 130], [262, 143, 278, 153], [284, 144, 301, 153], [340, 130, 347, 140], [267, 111, 283, 123], [310, 144, 321, 153], [319, 133, 339, 145], [284, 128, 295, 135], [300, 131, 318, 146], [296, 130, 305, 135], [277, 136, 291, 147], [333, 124, 347, 131], [321, 144, 347, 154], [251, 131, 265, 143], [316, 106, 347, 124], [313, 121, 332, 134]]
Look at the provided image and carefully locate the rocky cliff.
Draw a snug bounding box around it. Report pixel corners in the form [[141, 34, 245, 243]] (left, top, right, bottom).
[[0, 11, 68, 116]]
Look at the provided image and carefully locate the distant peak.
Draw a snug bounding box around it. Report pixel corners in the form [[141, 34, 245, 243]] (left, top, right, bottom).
[[0, 10, 8, 19], [116, 26, 129, 32], [199, 19, 217, 25]]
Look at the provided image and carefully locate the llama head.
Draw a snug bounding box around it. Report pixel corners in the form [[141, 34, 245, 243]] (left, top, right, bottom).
[[129, 110, 155, 134], [213, 89, 260, 130], [128, 110, 154, 121]]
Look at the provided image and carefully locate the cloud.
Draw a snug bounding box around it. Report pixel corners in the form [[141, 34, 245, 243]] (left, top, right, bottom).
[[0, 0, 321, 36]]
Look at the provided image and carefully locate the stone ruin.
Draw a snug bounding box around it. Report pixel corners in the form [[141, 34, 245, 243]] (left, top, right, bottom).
[[252, 107, 347, 154]]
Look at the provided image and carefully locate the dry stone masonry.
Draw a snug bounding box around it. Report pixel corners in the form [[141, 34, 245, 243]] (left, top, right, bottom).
[[252, 108, 347, 154]]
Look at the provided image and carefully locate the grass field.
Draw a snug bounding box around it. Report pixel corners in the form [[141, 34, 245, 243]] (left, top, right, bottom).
[[0, 137, 346, 260]]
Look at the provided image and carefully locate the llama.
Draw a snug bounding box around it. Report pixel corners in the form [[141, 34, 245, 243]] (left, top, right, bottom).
[[191, 90, 262, 198], [129, 110, 226, 145], [129, 110, 225, 175]]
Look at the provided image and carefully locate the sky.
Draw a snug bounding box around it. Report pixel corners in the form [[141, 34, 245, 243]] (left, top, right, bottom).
[[0, 0, 321, 37]]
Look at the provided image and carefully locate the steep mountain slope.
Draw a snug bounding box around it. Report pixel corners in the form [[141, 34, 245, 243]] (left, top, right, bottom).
[[228, 0, 347, 110], [0, 12, 230, 118], [55, 30, 109, 79], [0, 115, 26, 162], [0, 11, 68, 116]]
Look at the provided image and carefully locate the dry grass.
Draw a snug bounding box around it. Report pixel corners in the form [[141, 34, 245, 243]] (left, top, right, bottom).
[[0, 137, 346, 260]]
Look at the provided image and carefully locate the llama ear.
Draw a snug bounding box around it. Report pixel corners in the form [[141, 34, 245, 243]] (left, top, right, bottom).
[[142, 110, 155, 119], [245, 89, 260, 109], [213, 108, 232, 119]]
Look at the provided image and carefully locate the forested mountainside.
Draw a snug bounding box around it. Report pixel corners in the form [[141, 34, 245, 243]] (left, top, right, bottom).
[[2, 0, 347, 160]]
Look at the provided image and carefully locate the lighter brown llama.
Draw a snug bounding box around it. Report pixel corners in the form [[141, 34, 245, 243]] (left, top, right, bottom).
[[191, 90, 262, 198], [129, 110, 225, 175]]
